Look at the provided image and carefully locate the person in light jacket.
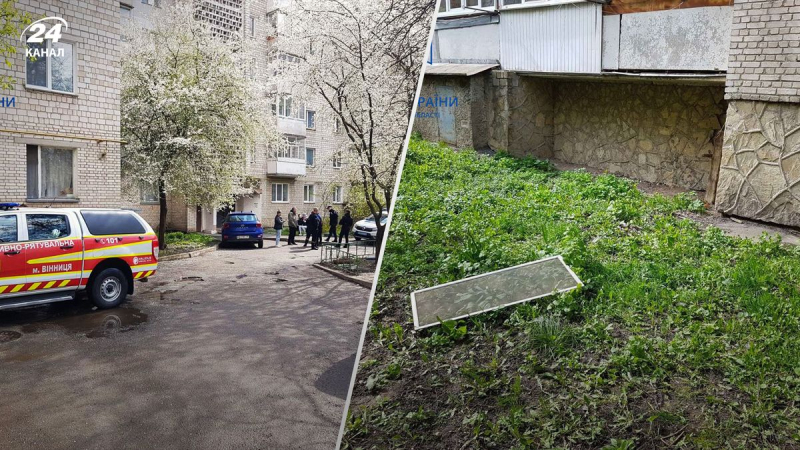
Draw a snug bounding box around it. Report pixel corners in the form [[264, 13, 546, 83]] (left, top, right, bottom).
[[298, 214, 307, 236], [287, 207, 299, 245], [273, 211, 284, 247]]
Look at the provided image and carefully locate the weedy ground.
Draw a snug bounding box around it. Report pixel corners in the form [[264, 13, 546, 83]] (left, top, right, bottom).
[[162, 231, 218, 255], [342, 137, 800, 449]]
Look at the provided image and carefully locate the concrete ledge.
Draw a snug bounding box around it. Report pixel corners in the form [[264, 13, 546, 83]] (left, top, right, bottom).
[[312, 263, 374, 289], [160, 244, 218, 262]]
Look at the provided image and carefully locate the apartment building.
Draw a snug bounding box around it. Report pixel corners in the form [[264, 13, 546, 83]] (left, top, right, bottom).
[[0, 0, 122, 210], [125, 0, 351, 232], [418, 0, 798, 228]]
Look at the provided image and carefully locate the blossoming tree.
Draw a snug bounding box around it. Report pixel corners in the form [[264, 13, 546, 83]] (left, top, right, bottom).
[[121, 3, 268, 248], [272, 0, 434, 248], [0, 1, 31, 90]]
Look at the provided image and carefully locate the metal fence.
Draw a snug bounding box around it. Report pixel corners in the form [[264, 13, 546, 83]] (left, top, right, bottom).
[[319, 241, 377, 273]]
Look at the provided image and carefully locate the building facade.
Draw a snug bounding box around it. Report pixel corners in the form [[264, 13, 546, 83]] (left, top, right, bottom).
[[0, 0, 352, 233], [0, 0, 123, 210], [417, 0, 798, 228], [126, 0, 351, 232]]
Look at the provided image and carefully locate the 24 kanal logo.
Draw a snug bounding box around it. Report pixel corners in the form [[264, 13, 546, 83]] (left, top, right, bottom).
[[20, 17, 70, 58]]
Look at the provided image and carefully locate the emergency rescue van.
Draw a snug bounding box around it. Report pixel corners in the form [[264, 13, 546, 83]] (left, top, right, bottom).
[[0, 204, 158, 310]]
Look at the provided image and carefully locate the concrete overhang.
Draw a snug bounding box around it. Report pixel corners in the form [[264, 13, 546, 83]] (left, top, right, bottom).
[[517, 70, 727, 86], [424, 63, 500, 77]]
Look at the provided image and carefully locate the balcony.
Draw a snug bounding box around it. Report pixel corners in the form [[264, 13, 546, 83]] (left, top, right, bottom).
[[267, 157, 306, 177], [276, 116, 307, 137], [267, 137, 306, 177]]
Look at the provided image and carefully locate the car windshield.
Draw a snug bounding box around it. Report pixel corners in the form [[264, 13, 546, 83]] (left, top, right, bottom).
[[227, 214, 257, 222], [364, 212, 389, 223]]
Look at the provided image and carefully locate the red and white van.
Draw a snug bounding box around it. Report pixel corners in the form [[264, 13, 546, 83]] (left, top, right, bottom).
[[0, 204, 158, 310]]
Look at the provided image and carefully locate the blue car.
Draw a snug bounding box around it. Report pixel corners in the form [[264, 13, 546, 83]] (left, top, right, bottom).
[[221, 212, 264, 248]]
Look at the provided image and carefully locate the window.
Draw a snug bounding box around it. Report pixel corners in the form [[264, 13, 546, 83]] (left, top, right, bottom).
[[332, 150, 342, 169], [250, 15, 255, 36], [120, 4, 133, 18], [334, 117, 341, 134], [226, 214, 258, 222], [306, 147, 315, 166], [81, 211, 146, 235], [332, 186, 342, 204], [272, 183, 289, 203], [141, 181, 159, 204], [306, 110, 316, 130], [275, 94, 304, 120], [304, 184, 315, 203], [0, 215, 18, 243], [26, 40, 75, 93], [26, 145, 75, 200], [26, 214, 70, 241], [439, 0, 496, 12]]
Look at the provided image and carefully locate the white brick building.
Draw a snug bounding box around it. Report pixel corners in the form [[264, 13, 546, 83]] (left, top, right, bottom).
[[128, 0, 352, 232], [0, 0, 352, 232], [0, 0, 122, 210]]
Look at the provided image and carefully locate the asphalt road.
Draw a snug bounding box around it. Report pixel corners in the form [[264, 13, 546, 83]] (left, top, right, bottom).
[[0, 242, 369, 449]]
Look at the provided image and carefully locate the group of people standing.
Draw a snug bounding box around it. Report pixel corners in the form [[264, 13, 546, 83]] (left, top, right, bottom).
[[272, 206, 354, 249]]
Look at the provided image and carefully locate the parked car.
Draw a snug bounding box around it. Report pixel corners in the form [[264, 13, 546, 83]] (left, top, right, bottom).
[[353, 211, 389, 241], [220, 212, 264, 248], [0, 203, 159, 310]]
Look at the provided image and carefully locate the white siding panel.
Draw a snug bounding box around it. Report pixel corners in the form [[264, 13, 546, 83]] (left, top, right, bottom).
[[500, 2, 602, 73]]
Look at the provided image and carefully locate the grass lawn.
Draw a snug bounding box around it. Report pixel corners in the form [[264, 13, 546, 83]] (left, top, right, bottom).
[[161, 231, 218, 256], [343, 138, 800, 449]]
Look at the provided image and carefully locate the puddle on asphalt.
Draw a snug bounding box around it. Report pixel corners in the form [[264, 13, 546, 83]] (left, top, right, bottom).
[[314, 353, 356, 400], [0, 302, 148, 339], [236, 274, 247, 279], [0, 330, 22, 343]]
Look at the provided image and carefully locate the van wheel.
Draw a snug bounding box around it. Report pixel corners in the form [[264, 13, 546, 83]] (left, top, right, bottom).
[[89, 268, 128, 309]]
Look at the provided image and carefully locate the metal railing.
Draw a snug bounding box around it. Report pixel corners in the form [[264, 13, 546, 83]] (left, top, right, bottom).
[[319, 240, 376, 273]]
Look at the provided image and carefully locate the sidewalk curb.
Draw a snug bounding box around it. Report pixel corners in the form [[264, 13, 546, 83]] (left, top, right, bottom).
[[160, 244, 218, 262], [312, 263, 374, 289]]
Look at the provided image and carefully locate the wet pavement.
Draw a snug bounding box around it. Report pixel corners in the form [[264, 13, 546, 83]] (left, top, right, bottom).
[[0, 243, 369, 449]]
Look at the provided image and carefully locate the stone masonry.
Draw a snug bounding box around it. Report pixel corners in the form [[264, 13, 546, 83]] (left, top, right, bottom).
[[421, 71, 727, 191], [553, 81, 726, 191], [716, 0, 800, 226], [0, 0, 122, 208]]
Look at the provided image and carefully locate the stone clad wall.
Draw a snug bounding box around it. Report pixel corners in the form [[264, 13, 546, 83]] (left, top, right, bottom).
[[414, 76, 475, 148], [716, 101, 800, 226], [551, 81, 726, 190], [716, 0, 800, 226]]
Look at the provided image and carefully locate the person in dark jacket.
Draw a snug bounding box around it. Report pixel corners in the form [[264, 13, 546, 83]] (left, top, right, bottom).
[[325, 206, 339, 242], [338, 209, 353, 245], [304, 208, 322, 249], [287, 207, 299, 245], [273, 211, 284, 247]]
